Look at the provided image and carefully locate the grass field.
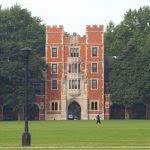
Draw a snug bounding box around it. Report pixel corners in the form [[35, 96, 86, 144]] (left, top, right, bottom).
[[0, 120, 150, 150]]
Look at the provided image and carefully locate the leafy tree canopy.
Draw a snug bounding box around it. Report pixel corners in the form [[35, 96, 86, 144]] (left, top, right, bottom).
[[0, 5, 45, 109], [105, 6, 150, 55]]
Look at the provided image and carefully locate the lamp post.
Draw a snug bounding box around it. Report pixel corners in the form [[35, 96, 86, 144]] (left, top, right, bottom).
[[21, 47, 31, 146]]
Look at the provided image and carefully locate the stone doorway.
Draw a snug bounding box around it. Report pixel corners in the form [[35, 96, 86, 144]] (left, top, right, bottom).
[[68, 101, 81, 120]]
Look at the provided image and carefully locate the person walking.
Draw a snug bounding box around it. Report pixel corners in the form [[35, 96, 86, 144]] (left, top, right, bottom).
[[96, 114, 101, 125]]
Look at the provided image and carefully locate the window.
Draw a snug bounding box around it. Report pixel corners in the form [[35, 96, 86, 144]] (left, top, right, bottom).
[[69, 79, 80, 89], [70, 48, 79, 57], [52, 64, 57, 74], [50, 101, 59, 111], [89, 101, 98, 110], [92, 79, 98, 89], [92, 63, 97, 73], [92, 47, 98, 57], [68, 63, 80, 73], [51, 79, 57, 90], [52, 48, 57, 57]]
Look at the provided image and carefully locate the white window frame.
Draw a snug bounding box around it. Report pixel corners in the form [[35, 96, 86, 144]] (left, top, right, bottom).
[[68, 79, 80, 89], [91, 63, 98, 73], [89, 100, 99, 111], [51, 47, 58, 58], [68, 63, 80, 73], [51, 63, 58, 74], [50, 100, 59, 112], [91, 46, 98, 57], [69, 47, 80, 57], [51, 79, 58, 90], [91, 79, 98, 90]]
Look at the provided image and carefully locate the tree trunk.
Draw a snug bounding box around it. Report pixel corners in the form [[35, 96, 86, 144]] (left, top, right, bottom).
[[146, 104, 150, 120], [0, 106, 2, 120], [125, 105, 131, 119], [18, 108, 24, 120]]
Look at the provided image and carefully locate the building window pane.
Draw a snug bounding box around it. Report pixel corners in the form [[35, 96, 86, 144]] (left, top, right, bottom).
[[52, 102, 54, 111], [70, 48, 79, 57], [91, 102, 94, 110], [89, 101, 98, 111], [52, 80, 57, 89], [55, 102, 58, 110], [95, 102, 98, 110], [69, 80, 71, 89], [92, 63, 97, 72], [92, 79, 97, 89], [51, 101, 59, 112], [92, 47, 98, 57], [78, 79, 80, 89], [69, 63, 80, 73], [52, 64, 57, 73], [52, 48, 57, 57], [69, 79, 80, 89]]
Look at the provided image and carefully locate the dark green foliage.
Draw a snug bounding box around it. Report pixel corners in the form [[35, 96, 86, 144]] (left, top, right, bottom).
[[109, 40, 150, 105], [105, 6, 150, 55], [105, 6, 150, 106], [0, 5, 45, 109]]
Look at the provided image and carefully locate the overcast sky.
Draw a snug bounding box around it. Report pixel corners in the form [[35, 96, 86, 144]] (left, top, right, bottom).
[[1, 0, 150, 35]]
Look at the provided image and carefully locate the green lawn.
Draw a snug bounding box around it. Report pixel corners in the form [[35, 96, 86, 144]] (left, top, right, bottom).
[[0, 120, 150, 149]]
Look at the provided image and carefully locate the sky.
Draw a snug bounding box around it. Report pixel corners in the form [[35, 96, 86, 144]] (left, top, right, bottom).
[[0, 0, 150, 35]]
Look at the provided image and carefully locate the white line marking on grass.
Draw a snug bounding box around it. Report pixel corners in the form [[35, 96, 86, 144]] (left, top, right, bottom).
[[0, 146, 150, 149]]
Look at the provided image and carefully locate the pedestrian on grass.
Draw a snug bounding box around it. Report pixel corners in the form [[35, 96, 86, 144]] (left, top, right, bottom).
[[96, 114, 101, 125]]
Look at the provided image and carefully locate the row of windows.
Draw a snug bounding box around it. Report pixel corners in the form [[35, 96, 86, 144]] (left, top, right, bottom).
[[89, 101, 98, 110], [49, 101, 99, 112], [69, 79, 80, 89], [51, 63, 98, 74], [50, 101, 59, 111], [51, 79, 98, 90], [51, 47, 99, 58]]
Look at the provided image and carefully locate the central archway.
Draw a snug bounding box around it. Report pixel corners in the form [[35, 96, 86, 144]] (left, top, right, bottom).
[[68, 101, 81, 120]]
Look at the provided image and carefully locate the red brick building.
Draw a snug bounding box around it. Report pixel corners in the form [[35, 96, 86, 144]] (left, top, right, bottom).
[[40, 25, 110, 120]]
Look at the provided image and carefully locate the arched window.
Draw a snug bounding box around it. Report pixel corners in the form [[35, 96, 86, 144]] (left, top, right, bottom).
[[95, 102, 98, 110], [91, 102, 94, 110]]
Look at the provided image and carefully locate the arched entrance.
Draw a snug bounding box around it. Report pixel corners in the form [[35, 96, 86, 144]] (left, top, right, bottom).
[[27, 104, 39, 120], [3, 104, 18, 121], [68, 101, 81, 120], [130, 103, 146, 119], [110, 104, 125, 119]]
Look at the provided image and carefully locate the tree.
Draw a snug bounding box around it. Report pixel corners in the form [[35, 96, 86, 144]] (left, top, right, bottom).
[[104, 21, 116, 55], [110, 41, 141, 118], [104, 6, 150, 56], [0, 5, 45, 111], [109, 39, 150, 118]]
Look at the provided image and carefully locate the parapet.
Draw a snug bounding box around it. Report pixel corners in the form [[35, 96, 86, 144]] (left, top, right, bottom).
[[86, 25, 104, 32], [46, 25, 64, 33]]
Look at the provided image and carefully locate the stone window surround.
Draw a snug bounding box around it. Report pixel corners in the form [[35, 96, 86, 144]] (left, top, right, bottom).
[[91, 79, 98, 90], [91, 62, 98, 73], [91, 46, 99, 58], [88, 100, 99, 111], [51, 79, 58, 90], [51, 63, 58, 74], [50, 100, 60, 112], [51, 47, 58, 58]]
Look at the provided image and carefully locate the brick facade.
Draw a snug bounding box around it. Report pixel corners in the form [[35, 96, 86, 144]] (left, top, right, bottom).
[[43, 25, 107, 120]]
